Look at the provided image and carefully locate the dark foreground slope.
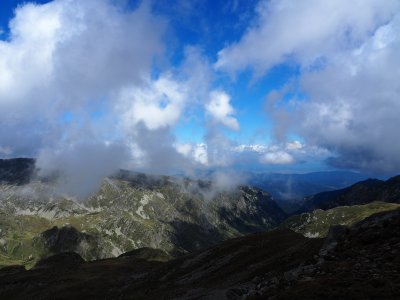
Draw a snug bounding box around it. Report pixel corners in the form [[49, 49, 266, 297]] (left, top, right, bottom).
[[276, 208, 400, 300], [0, 229, 321, 300], [297, 175, 400, 213], [1, 208, 399, 299]]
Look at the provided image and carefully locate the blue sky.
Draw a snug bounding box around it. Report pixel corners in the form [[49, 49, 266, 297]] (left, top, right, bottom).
[[0, 0, 399, 179]]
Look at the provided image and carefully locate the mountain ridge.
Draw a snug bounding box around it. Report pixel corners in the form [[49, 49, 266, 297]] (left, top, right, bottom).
[[1, 208, 399, 299], [297, 175, 400, 213], [0, 171, 286, 268]]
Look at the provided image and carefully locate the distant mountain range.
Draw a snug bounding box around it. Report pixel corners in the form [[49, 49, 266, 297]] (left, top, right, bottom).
[[297, 175, 400, 213], [280, 175, 400, 239], [0, 157, 375, 201], [247, 171, 371, 201], [0, 163, 286, 268]]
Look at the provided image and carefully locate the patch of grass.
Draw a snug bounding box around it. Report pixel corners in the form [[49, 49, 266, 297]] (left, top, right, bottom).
[[282, 201, 400, 237]]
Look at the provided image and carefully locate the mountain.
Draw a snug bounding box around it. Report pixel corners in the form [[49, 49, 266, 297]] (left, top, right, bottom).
[[282, 201, 400, 238], [297, 175, 400, 213], [1, 208, 399, 299], [0, 158, 35, 185], [0, 169, 286, 268], [247, 171, 369, 202]]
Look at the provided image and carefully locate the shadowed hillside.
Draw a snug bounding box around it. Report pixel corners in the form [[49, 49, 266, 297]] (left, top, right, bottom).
[[0, 209, 399, 299], [297, 175, 400, 213]]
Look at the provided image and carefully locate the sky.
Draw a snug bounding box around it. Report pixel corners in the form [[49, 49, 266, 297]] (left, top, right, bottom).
[[0, 0, 399, 194]]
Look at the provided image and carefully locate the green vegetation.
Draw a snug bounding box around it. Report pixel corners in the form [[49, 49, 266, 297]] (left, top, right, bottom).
[[0, 176, 285, 269], [282, 201, 400, 238]]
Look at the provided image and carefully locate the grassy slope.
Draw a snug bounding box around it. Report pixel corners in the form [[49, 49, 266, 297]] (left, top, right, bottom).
[[282, 201, 400, 238]]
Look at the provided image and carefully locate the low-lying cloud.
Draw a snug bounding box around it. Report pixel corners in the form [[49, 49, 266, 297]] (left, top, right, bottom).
[[0, 0, 168, 196], [0, 0, 247, 197]]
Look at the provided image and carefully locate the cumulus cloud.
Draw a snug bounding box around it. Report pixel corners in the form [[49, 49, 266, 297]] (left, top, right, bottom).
[[205, 91, 240, 130], [233, 140, 330, 167], [0, 0, 164, 110], [176, 143, 209, 166], [0, 0, 244, 193], [0, 0, 166, 195], [260, 151, 294, 165], [298, 15, 400, 173], [286, 140, 303, 151], [118, 74, 188, 131], [116, 47, 229, 174], [216, 0, 400, 75], [217, 0, 400, 174]]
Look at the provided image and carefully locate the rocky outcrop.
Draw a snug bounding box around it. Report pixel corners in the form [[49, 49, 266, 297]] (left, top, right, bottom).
[[35, 226, 99, 260], [262, 208, 400, 299]]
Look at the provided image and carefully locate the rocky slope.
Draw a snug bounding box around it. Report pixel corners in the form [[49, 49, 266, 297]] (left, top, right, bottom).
[[281, 201, 400, 238], [273, 208, 400, 299], [297, 175, 400, 213], [0, 208, 399, 299], [0, 171, 286, 268]]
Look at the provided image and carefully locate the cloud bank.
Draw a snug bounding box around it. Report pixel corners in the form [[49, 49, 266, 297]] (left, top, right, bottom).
[[1, 0, 399, 199], [0, 0, 246, 196], [0, 0, 169, 196], [217, 0, 400, 174]]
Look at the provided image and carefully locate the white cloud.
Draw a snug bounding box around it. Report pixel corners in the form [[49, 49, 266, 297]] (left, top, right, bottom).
[[0, 0, 165, 149], [175, 143, 208, 166], [0, 0, 167, 195], [216, 0, 400, 174], [175, 143, 193, 156], [234, 144, 268, 153], [216, 0, 400, 75], [0, 0, 164, 110], [118, 74, 188, 131], [205, 91, 240, 130], [286, 140, 303, 151], [37, 141, 129, 198], [260, 151, 294, 165], [193, 144, 209, 165], [297, 14, 400, 173]]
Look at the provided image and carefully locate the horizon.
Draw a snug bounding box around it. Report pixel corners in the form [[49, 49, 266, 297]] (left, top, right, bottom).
[[0, 0, 399, 195]]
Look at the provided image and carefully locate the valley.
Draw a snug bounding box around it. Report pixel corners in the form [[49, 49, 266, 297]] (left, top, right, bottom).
[[0, 159, 400, 299]]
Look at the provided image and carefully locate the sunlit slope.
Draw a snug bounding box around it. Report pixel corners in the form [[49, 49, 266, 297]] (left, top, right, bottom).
[[0, 174, 286, 268], [282, 202, 400, 238]]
